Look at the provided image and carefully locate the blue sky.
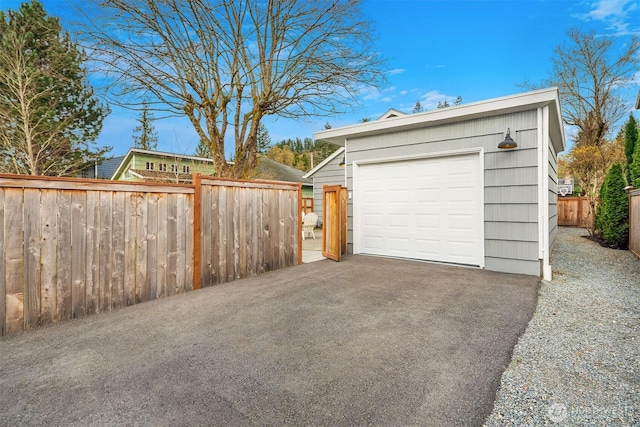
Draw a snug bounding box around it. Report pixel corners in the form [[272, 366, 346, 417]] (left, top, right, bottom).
[[3, 0, 639, 158]]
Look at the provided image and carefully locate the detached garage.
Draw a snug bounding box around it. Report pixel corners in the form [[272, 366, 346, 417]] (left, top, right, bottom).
[[312, 88, 565, 279]]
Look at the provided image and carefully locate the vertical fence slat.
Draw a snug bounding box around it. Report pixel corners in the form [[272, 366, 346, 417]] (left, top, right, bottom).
[[112, 191, 126, 309], [184, 193, 194, 291], [5, 189, 24, 334], [0, 189, 5, 336], [24, 189, 41, 329], [71, 191, 87, 319], [136, 194, 148, 303], [99, 191, 113, 311], [201, 185, 212, 287], [176, 194, 186, 293], [40, 190, 57, 325], [56, 191, 72, 323], [166, 194, 178, 295], [85, 191, 99, 315], [156, 194, 167, 298], [124, 193, 138, 305], [146, 194, 158, 300], [630, 190, 640, 258]]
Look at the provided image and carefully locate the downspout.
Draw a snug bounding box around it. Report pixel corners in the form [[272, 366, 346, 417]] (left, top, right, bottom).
[[542, 106, 552, 280]]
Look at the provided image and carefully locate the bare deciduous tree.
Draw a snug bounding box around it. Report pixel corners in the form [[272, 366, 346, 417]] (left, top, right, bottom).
[[82, 0, 385, 178], [551, 28, 639, 147]]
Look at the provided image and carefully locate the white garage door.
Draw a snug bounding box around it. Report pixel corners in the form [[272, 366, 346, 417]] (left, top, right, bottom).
[[355, 153, 483, 267]]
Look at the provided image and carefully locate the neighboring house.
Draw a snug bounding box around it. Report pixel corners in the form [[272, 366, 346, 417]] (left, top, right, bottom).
[[111, 148, 216, 183], [313, 88, 565, 280], [253, 155, 313, 197], [558, 176, 574, 196], [79, 155, 125, 179]]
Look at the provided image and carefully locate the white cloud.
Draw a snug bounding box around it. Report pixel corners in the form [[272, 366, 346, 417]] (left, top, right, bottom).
[[399, 90, 408, 95], [387, 68, 405, 76], [576, 0, 639, 36]]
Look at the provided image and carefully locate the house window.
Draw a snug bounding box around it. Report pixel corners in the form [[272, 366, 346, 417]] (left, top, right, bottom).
[[183, 165, 190, 173], [171, 164, 178, 173], [158, 163, 167, 172], [146, 162, 154, 171]]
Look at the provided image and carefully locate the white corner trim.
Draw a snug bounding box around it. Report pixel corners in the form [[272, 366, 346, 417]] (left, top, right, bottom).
[[542, 106, 552, 281], [537, 108, 545, 260]]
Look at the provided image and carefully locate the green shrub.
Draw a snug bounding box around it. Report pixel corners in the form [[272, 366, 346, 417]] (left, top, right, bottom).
[[598, 163, 629, 248]]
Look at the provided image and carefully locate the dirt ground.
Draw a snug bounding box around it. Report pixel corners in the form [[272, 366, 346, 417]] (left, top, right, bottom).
[[0, 255, 539, 426]]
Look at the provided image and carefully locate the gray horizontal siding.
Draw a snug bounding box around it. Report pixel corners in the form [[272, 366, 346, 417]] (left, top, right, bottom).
[[312, 156, 345, 223], [485, 222, 538, 242], [485, 257, 541, 276], [485, 186, 538, 204], [549, 140, 559, 249], [485, 204, 538, 222], [485, 240, 539, 261]]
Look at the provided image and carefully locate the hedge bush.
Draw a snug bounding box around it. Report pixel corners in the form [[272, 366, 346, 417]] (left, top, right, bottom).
[[598, 163, 629, 248]]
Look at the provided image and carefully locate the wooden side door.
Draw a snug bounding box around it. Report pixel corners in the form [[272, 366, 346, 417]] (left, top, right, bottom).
[[322, 185, 347, 261]]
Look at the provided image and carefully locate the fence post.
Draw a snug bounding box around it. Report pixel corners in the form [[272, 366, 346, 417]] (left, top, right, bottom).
[[192, 173, 202, 290], [298, 183, 303, 265]]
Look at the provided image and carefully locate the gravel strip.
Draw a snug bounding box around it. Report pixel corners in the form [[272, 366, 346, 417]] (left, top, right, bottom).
[[484, 227, 640, 426]]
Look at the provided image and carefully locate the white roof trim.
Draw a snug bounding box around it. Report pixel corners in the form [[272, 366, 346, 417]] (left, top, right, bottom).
[[314, 88, 565, 153], [303, 146, 345, 178]]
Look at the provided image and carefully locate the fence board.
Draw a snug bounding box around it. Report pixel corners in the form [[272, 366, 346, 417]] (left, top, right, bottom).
[[630, 189, 640, 258], [5, 190, 24, 334], [24, 189, 41, 329], [71, 191, 87, 319], [0, 190, 4, 336], [56, 191, 72, 323], [0, 174, 300, 336], [146, 194, 158, 300], [39, 190, 56, 325], [176, 194, 187, 293], [112, 192, 126, 309], [136, 194, 148, 303]]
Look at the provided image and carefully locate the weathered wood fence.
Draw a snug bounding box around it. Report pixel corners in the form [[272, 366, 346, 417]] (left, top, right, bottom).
[[1, 174, 301, 336], [558, 196, 592, 227], [630, 189, 640, 258]]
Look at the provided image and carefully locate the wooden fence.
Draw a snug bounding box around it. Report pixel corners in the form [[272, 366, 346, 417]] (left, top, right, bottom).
[[558, 196, 592, 227], [1, 174, 301, 336], [630, 189, 640, 258]]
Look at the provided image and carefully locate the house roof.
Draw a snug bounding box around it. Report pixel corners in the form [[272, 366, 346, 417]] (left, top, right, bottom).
[[303, 147, 345, 178], [111, 148, 214, 180], [253, 156, 312, 186], [314, 88, 565, 154]]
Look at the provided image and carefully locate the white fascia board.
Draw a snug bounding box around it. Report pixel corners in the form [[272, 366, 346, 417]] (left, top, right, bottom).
[[302, 146, 345, 178], [314, 88, 565, 147]]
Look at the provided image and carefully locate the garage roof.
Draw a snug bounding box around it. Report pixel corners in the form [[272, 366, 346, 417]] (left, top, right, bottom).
[[315, 87, 565, 154]]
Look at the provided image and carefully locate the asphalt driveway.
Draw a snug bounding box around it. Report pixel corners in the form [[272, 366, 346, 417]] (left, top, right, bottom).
[[0, 256, 539, 426]]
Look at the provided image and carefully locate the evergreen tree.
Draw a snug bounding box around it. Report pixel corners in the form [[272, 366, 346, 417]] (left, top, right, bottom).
[[623, 114, 638, 183], [132, 102, 158, 150], [194, 139, 211, 158], [0, 0, 110, 176], [598, 163, 629, 248], [257, 122, 271, 153]]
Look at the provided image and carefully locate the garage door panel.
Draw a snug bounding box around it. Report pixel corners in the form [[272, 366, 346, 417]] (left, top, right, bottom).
[[356, 153, 482, 266]]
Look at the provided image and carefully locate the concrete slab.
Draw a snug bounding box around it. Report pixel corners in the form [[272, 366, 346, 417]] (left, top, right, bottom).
[[0, 255, 539, 426]]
